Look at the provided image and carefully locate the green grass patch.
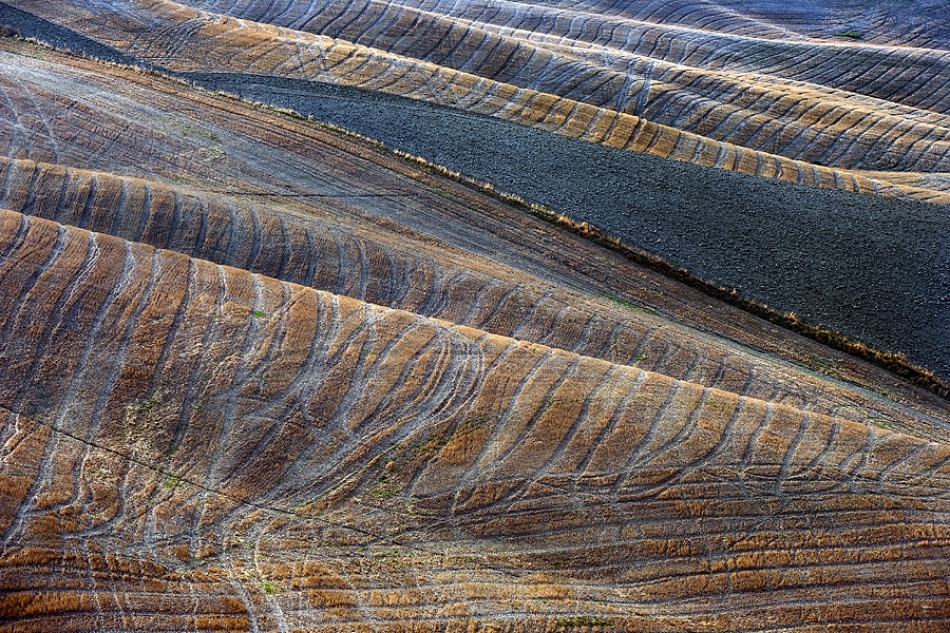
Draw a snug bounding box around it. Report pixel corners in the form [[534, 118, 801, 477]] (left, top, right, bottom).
[[600, 293, 637, 309], [136, 391, 162, 416], [429, 185, 481, 211]]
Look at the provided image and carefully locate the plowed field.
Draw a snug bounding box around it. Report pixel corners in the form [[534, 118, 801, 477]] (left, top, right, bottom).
[[1, 3, 950, 632]]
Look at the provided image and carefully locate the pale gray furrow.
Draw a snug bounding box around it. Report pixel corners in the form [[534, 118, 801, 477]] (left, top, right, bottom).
[[354, 233, 371, 301], [341, 0, 389, 44], [822, 425, 876, 495], [130, 182, 154, 244], [569, 368, 648, 494], [781, 105, 851, 162], [7, 230, 101, 415], [288, 0, 324, 31], [13, 159, 45, 218], [486, 355, 584, 471], [337, 322, 485, 490], [51, 235, 137, 446], [492, 362, 618, 509], [190, 272, 277, 551], [606, 379, 682, 499], [9, 74, 62, 163], [873, 440, 939, 494], [0, 230, 100, 550], [615, 389, 715, 501], [161, 264, 237, 470], [219, 290, 344, 506], [141, 258, 196, 402], [0, 221, 68, 349], [443, 343, 553, 508], [0, 82, 36, 160]]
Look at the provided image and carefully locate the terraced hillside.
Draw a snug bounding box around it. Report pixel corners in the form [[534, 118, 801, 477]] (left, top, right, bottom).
[[0, 5, 949, 633]]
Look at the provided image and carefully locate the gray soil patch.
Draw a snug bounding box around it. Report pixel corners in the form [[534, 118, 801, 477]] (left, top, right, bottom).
[[183, 74, 950, 381]]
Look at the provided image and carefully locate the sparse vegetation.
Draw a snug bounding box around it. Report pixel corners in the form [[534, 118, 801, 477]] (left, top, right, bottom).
[[179, 123, 222, 143], [369, 474, 398, 499], [413, 433, 451, 458], [598, 292, 639, 310], [135, 391, 162, 417]]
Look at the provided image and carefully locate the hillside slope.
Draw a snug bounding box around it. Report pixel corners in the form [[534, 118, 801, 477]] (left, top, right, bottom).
[[3, 206, 950, 632], [7, 0, 950, 201], [2, 0, 949, 380], [0, 30, 949, 632]]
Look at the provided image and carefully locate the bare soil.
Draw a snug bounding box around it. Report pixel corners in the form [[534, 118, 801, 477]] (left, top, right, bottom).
[[187, 73, 950, 380]]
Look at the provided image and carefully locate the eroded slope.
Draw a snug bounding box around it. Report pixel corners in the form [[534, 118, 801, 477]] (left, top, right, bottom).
[[3, 208, 950, 632], [0, 20, 949, 633]]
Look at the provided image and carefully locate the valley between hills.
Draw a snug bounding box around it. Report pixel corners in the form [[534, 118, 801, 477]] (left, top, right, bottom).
[[1, 1, 950, 631]]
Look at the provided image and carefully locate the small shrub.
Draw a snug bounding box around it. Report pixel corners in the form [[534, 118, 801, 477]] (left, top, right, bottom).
[[133, 391, 162, 417]]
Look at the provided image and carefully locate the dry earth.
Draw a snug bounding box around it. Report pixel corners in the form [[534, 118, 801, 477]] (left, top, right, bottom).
[[1, 0, 949, 378], [0, 2, 949, 632]]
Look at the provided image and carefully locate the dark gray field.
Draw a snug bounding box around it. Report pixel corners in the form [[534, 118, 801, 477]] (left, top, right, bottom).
[[186, 74, 950, 381], [0, 1, 947, 380]]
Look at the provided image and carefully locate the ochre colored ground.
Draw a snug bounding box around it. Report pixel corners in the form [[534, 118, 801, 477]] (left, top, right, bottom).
[[0, 11, 949, 632]]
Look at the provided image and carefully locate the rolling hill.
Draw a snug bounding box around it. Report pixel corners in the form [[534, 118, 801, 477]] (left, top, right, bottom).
[[1, 2, 950, 632]]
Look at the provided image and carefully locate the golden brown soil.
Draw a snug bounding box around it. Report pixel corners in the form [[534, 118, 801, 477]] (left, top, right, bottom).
[[0, 14, 948, 633], [10, 0, 950, 203]]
